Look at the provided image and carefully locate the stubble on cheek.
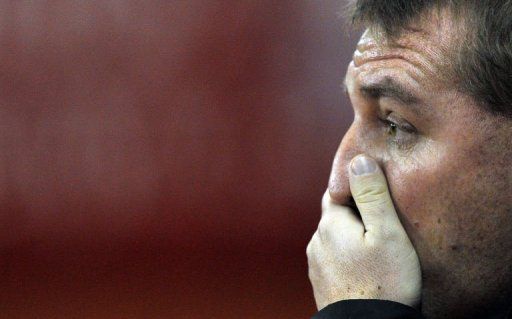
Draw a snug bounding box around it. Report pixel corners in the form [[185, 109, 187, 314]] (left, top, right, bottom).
[[383, 119, 512, 317], [383, 159, 449, 252]]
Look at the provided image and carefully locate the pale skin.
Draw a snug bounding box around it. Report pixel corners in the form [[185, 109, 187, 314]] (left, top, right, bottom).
[[307, 9, 512, 319], [307, 155, 422, 309]]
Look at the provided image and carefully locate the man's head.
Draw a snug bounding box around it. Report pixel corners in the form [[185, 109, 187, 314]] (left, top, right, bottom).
[[329, 1, 512, 318]]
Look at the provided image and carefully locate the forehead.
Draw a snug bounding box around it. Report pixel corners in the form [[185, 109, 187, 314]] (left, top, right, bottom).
[[352, 8, 459, 89]]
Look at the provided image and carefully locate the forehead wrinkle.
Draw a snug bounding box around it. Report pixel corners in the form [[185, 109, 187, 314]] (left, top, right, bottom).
[[354, 41, 442, 83], [362, 6, 459, 87], [344, 57, 436, 119], [354, 58, 425, 92], [390, 36, 449, 75]]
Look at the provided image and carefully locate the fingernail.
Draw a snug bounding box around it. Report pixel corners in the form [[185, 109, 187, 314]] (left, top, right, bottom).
[[351, 155, 378, 176]]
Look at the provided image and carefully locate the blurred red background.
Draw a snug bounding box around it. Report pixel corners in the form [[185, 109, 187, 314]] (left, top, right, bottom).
[[0, 1, 357, 318]]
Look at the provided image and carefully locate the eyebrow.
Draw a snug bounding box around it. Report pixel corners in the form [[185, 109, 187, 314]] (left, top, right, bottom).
[[343, 76, 423, 109]]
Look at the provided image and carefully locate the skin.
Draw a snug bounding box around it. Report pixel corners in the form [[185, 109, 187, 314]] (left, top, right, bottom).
[[327, 9, 512, 319]]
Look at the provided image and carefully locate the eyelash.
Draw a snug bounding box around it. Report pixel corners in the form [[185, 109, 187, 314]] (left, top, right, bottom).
[[380, 117, 417, 149]]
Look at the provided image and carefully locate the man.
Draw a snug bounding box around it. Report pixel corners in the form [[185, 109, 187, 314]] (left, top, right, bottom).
[[307, 1, 512, 318]]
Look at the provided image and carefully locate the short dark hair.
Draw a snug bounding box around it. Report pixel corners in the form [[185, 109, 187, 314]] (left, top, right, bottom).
[[346, 0, 512, 118]]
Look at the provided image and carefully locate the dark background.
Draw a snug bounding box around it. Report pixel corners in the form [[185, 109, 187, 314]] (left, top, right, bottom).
[[0, 1, 357, 318]]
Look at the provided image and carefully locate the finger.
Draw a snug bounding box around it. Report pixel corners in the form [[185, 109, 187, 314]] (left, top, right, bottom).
[[320, 189, 364, 235], [348, 154, 404, 238]]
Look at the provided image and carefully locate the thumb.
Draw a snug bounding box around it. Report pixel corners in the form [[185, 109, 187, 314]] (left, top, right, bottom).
[[349, 154, 404, 238]]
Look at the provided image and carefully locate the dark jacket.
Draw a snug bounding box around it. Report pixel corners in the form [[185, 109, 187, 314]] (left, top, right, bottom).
[[313, 300, 512, 319], [312, 300, 422, 319]]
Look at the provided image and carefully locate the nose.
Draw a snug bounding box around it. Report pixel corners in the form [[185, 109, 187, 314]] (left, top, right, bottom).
[[328, 122, 376, 206]]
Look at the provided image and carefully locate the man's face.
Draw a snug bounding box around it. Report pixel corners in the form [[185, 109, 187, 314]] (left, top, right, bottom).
[[329, 13, 512, 319]]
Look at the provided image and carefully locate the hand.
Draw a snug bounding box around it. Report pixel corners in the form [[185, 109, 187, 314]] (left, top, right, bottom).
[[307, 154, 422, 310]]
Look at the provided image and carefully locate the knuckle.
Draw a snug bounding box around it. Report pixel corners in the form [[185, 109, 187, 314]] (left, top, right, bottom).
[[307, 265, 315, 281], [306, 241, 313, 258], [306, 232, 319, 258], [354, 183, 388, 204], [365, 224, 402, 246], [317, 216, 334, 239], [359, 198, 390, 212], [381, 229, 399, 242], [358, 194, 390, 209], [376, 224, 401, 242], [321, 190, 331, 210], [356, 197, 393, 223]]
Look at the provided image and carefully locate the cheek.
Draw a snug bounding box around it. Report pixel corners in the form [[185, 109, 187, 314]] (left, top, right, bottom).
[[385, 161, 438, 223], [381, 143, 487, 259], [383, 156, 455, 249], [379, 137, 451, 230]]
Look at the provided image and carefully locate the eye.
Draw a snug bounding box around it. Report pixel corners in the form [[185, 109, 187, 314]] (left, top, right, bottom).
[[387, 121, 398, 137], [380, 115, 418, 149]]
